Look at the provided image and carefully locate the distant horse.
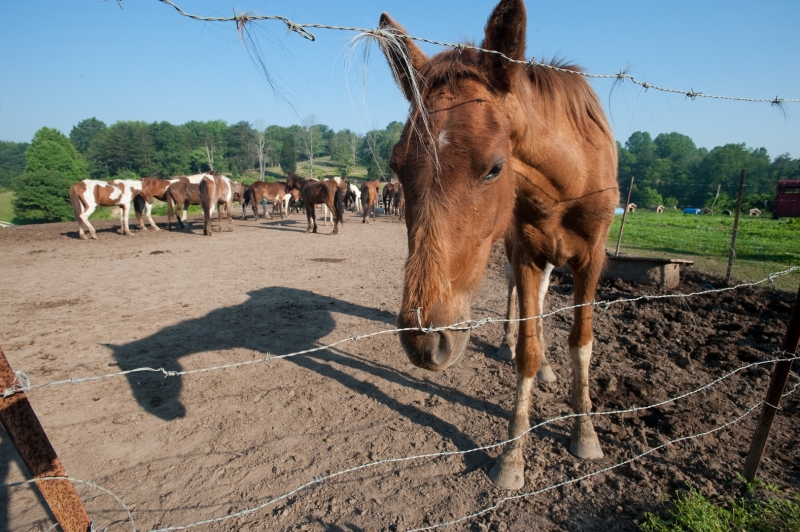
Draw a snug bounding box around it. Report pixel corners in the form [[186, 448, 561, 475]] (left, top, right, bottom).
[[382, 182, 397, 214], [360, 179, 380, 224], [165, 180, 203, 230], [321, 177, 347, 226], [626, 202, 637, 213], [393, 183, 405, 219], [133, 177, 180, 230], [249, 181, 287, 220], [199, 174, 243, 235], [285, 173, 344, 234], [69, 179, 143, 239], [345, 182, 362, 213], [379, 0, 619, 490]]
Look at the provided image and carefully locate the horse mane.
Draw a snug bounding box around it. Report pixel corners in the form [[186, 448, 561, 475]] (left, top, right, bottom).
[[417, 48, 613, 145]]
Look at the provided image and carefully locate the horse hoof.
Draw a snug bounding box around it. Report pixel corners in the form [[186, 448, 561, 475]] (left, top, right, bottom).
[[497, 343, 515, 360], [488, 458, 525, 490], [536, 365, 557, 383], [570, 424, 604, 460]]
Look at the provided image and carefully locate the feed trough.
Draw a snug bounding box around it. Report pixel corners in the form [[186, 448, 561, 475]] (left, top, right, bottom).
[[603, 255, 694, 289]]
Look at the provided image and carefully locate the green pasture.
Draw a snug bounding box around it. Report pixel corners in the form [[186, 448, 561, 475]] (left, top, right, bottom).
[[608, 211, 800, 290], [0, 191, 13, 223]]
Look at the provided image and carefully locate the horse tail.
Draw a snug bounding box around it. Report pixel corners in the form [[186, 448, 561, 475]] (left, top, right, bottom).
[[166, 188, 176, 229], [334, 185, 344, 224], [69, 182, 87, 217]]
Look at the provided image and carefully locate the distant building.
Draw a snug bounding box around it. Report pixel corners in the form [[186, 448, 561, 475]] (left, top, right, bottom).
[[775, 180, 800, 218]]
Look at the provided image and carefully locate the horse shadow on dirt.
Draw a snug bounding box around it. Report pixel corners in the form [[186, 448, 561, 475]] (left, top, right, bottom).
[[105, 287, 507, 465]]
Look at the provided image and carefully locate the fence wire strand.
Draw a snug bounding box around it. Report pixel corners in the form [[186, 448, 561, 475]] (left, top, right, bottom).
[[151, 0, 800, 105], [2, 266, 797, 399]]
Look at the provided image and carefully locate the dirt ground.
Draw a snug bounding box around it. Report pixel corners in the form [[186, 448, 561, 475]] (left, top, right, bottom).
[[0, 208, 798, 532]]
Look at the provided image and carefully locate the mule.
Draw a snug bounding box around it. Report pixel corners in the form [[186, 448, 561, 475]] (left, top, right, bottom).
[[379, 0, 618, 490], [285, 173, 344, 234], [249, 181, 287, 220], [360, 179, 381, 224], [69, 179, 143, 239], [199, 174, 244, 235], [133, 177, 179, 230]]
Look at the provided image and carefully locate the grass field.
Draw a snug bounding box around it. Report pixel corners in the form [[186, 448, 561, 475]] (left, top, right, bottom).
[[608, 211, 800, 290], [0, 191, 13, 224]]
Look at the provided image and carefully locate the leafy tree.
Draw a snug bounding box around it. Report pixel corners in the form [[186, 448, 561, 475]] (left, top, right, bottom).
[[0, 141, 29, 190], [69, 117, 106, 154], [14, 127, 89, 222], [13, 170, 77, 222], [332, 143, 353, 177], [89, 121, 155, 177], [150, 121, 188, 176], [638, 186, 663, 208], [625, 131, 656, 179], [280, 132, 297, 175], [225, 120, 256, 173]]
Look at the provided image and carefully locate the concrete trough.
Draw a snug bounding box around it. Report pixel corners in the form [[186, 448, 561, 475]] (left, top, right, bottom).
[[602, 255, 694, 289]]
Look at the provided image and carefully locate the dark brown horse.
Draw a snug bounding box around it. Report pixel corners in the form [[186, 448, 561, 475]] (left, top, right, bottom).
[[360, 179, 381, 224], [285, 173, 344, 234], [165, 180, 202, 230], [249, 181, 287, 220], [393, 183, 405, 219], [380, 0, 618, 490], [382, 182, 397, 214]]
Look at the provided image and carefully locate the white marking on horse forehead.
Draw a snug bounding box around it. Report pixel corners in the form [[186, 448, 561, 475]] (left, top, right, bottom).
[[437, 129, 448, 148]]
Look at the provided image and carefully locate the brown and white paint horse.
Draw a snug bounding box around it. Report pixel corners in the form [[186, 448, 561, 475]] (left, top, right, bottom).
[[380, 0, 618, 489], [285, 173, 344, 234], [133, 177, 179, 230], [199, 174, 244, 235], [360, 179, 381, 224], [248, 181, 287, 220], [69, 179, 143, 239]]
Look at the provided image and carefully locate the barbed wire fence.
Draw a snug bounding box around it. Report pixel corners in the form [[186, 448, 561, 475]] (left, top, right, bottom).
[[2, 266, 799, 531], [147, 0, 800, 106]]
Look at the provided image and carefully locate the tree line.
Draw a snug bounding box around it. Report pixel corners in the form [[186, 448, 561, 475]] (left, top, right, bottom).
[[1, 119, 799, 222]]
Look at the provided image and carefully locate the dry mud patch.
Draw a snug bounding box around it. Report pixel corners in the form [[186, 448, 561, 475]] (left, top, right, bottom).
[[0, 211, 797, 531]]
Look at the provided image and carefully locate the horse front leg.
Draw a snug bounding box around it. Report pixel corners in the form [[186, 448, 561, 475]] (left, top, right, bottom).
[[497, 261, 518, 360], [567, 254, 604, 460], [145, 202, 160, 231], [489, 260, 542, 490], [120, 203, 133, 236]]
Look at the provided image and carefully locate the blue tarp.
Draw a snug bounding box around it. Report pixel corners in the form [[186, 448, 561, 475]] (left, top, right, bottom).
[[614, 207, 625, 215], [683, 208, 703, 215]]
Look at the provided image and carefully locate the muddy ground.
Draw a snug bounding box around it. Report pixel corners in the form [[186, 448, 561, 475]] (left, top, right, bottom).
[[0, 208, 797, 532]]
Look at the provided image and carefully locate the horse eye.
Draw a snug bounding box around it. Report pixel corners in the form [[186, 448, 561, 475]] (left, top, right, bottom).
[[484, 163, 503, 182]]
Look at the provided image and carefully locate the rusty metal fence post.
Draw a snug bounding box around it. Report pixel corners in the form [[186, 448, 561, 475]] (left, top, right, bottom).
[[742, 281, 800, 481], [0, 347, 92, 532]]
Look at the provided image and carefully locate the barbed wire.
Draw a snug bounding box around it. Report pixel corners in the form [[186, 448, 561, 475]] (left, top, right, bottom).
[[3, 476, 136, 532], [141, 353, 799, 531], [3, 265, 797, 399], [151, 0, 800, 105]]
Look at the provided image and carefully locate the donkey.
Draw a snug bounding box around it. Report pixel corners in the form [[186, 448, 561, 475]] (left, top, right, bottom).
[[379, 0, 618, 489], [69, 179, 143, 239]]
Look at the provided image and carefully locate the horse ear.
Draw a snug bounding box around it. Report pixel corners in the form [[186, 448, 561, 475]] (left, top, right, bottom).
[[378, 13, 429, 102], [480, 0, 527, 92]]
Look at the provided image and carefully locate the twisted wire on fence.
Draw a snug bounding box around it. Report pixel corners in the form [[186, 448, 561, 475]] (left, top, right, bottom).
[[11, 356, 798, 532], [150, 0, 800, 105], [3, 265, 797, 399]]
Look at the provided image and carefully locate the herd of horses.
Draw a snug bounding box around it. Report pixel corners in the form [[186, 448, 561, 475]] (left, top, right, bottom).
[[68, 0, 643, 495], [68, 172, 405, 240]]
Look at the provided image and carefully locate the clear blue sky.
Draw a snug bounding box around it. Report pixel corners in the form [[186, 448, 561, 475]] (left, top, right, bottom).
[[1, 1, 798, 159]]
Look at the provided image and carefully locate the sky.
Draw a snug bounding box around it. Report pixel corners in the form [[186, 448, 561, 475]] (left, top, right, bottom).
[[1, 0, 798, 159]]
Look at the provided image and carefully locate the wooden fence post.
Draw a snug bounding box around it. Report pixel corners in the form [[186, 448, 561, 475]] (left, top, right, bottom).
[[742, 281, 800, 481], [615, 176, 635, 257], [725, 168, 746, 286], [0, 347, 92, 532]]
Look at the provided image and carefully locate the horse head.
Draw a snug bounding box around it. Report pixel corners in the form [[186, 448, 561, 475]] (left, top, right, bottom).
[[379, 0, 524, 371]]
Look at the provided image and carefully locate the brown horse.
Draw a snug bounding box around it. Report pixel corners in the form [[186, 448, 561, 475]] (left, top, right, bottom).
[[133, 177, 178, 230], [382, 182, 397, 213], [393, 183, 405, 219], [360, 179, 380, 223], [199, 174, 244, 235], [249, 181, 287, 220], [165, 180, 202, 230], [285, 173, 344, 234], [380, 0, 618, 490]]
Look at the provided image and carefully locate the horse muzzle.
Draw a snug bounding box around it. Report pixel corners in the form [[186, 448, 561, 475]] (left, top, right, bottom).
[[397, 304, 471, 371]]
